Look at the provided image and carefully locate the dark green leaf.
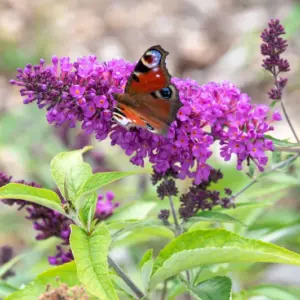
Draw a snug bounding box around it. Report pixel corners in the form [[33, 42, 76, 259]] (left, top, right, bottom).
[[187, 276, 232, 300]]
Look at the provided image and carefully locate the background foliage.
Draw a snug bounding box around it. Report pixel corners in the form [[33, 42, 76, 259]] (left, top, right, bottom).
[[1, 0, 300, 299]]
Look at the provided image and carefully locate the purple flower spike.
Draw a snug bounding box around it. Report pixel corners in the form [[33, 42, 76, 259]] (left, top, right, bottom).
[[11, 53, 280, 183], [261, 19, 290, 100]]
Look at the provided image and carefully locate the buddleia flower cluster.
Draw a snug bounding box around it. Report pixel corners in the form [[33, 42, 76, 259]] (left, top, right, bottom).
[[11, 49, 281, 184]]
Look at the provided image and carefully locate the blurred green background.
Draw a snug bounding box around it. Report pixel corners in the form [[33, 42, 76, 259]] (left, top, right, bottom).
[[1, 0, 300, 298]]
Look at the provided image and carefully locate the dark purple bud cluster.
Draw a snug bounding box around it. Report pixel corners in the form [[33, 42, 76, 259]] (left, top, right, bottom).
[[261, 19, 290, 100], [151, 168, 179, 200], [158, 209, 170, 224], [179, 169, 234, 219]]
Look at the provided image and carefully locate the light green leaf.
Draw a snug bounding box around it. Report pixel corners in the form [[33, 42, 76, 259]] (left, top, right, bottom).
[[140, 249, 154, 292], [78, 171, 138, 197], [264, 135, 300, 147], [113, 226, 174, 247], [262, 224, 300, 243], [108, 201, 156, 221], [246, 284, 300, 300], [50, 146, 93, 203], [112, 219, 173, 241], [5, 262, 78, 300], [79, 191, 97, 227], [70, 224, 117, 300], [0, 282, 18, 298], [190, 211, 245, 227], [194, 264, 230, 285], [110, 274, 137, 298], [140, 249, 153, 269], [106, 219, 141, 230], [0, 183, 64, 214], [149, 229, 300, 288], [167, 282, 187, 300], [187, 276, 232, 300], [0, 254, 23, 278], [141, 260, 153, 293]]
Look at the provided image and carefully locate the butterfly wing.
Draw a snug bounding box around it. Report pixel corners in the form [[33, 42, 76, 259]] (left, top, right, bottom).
[[113, 45, 182, 135], [125, 45, 172, 94]]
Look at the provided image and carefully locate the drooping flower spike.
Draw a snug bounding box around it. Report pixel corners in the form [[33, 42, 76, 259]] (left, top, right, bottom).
[[11, 53, 280, 184]]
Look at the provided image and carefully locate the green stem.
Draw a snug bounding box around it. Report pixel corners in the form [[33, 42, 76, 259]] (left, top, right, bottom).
[[275, 146, 300, 153], [232, 153, 300, 200], [280, 98, 300, 143], [108, 256, 145, 299], [167, 194, 192, 285], [273, 71, 299, 143]]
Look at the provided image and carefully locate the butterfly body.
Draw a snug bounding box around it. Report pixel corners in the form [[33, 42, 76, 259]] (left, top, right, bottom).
[[112, 45, 182, 135]]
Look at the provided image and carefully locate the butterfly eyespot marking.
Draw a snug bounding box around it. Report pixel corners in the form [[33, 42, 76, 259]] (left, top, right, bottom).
[[142, 50, 161, 68], [160, 87, 172, 99], [153, 86, 174, 100]]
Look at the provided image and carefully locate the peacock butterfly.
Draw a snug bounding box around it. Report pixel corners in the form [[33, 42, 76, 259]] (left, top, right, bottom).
[[112, 45, 182, 135]]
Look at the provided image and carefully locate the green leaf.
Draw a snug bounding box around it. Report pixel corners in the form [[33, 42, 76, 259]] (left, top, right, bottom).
[[0, 282, 18, 298], [264, 135, 300, 147], [140, 249, 153, 269], [70, 224, 118, 300], [50, 146, 93, 203], [272, 150, 282, 165], [112, 219, 173, 241], [187, 276, 232, 300], [79, 192, 97, 227], [78, 171, 138, 197], [189, 211, 245, 228], [5, 262, 78, 300], [108, 201, 156, 221], [141, 260, 153, 293], [270, 100, 278, 108], [167, 282, 187, 300], [113, 226, 174, 247], [246, 284, 300, 300], [0, 183, 64, 214], [0, 254, 23, 278], [262, 224, 300, 243], [149, 229, 300, 288], [110, 274, 137, 299], [140, 249, 154, 292]]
